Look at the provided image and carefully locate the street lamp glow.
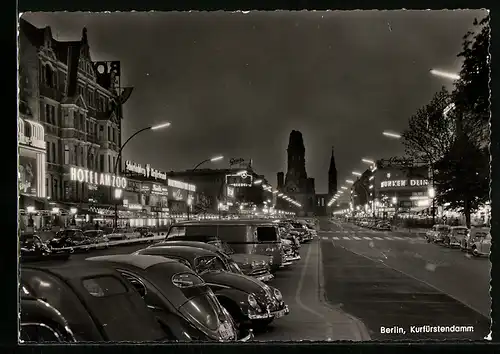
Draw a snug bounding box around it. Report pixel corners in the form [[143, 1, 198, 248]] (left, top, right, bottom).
[[70, 208, 78, 214], [382, 131, 401, 139], [26, 206, 35, 213], [362, 158, 375, 165], [430, 69, 460, 81], [352, 171, 362, 176], [210, 155, 224, 162], [428, 187, 436, 198], [253, 179, 263, 185], [272, 190, 279, 194], [346, 179, 354, 184], [51, 207, 60, 214], [341, 186, 348, 190], [236, 170, 247, 176], [150, 122, 171, 130], [392, 196, 398, 204], [278, 193, 283, 197]]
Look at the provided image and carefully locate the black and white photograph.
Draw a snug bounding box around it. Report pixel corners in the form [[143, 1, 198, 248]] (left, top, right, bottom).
[[17, 10, 491, 342]]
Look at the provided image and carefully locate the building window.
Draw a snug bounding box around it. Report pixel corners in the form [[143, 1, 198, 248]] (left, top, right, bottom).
[[63, 181, 69, 200], [81, 148, 84, 167], [100, 155, 104, 172], [81, 115, 85, 132], [107, 126, 111, 141], [108, 155, 111, 173], [75, 112, 79, 130], [53, 179, 58, 200], [45, 65, 54, 88], [90, 153, 94, 169], [64, 145, 69, 164], [45, 177, 49, 198], [74, 146, 78, 166], [113, 156, 116, 172], [51, 142, 56, 163], [112, 127, 115, 143]]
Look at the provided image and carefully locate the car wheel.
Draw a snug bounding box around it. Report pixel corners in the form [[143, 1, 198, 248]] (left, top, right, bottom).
[[472, 246, 479, 257], [219, 299, 245, 334]]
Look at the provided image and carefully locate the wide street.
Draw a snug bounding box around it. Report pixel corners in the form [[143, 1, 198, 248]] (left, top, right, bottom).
[[64, 218, 490, 341], [320, 218, 490, 340]]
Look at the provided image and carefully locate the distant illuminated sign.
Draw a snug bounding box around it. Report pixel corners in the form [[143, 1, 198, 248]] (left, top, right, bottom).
[[70, 167, 127, 189], [380, 179, 429, 188], [225, 174, 253, 187], [125, 160, 167, 181], [227, 186, 235, 198], [151, 184, 168, 196], [168, 179, 196, 192]]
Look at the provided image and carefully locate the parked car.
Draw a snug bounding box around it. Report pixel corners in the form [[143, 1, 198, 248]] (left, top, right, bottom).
[[470, 230, 491, 257], [444, 226, 469, 248], [87, 254, 250, 341], [19, 294, 77, 342], [20, 262, 169, 342], [286, 221, 312, 243], [106, 228, 140, 241], [425, 224, 451, 243], [134, 245, 289, 332], [20, 233, 73, 263], [150, 240, 274, 282], [278, 223, 301, 249], [158, 234, 274, 279], [48, 229, 93, 250], [375, 220, 391, 231], [83, 230, 109, 249], [136, 227, 155, 238], [461, 227, 491, 256], [281, 238, 300, 263], [166, 220, 284, 272]]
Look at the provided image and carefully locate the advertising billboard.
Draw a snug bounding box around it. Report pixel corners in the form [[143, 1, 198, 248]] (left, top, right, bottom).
[[19, 155, 37, 196], [170, 187, 188, 202]]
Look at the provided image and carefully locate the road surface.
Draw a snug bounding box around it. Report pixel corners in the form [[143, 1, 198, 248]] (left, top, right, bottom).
[[319, 218, 490, 341], [64, 239, 369, 341]]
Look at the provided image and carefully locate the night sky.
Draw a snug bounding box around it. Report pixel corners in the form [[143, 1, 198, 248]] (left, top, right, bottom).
[[22, 10, 487, 195]]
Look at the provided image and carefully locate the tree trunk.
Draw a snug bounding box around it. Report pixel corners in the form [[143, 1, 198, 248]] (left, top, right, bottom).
[[464, 198, 471, 228]]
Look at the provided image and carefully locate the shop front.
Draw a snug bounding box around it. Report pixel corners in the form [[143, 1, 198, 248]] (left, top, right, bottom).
[[142, 181, 170, 226], [64, 166, 129, 228], [372, 166, 432, 219], [168, 178, 196, 219], [18, 118, 47, 231]]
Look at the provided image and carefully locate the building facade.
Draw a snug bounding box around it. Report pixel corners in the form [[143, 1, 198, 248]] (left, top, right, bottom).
[[19, 18, 133, 226], [277, 130, 316, 216], [351, 159, 433, 218]]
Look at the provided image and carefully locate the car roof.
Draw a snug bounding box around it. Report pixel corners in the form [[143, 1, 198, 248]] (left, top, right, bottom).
[[22, 260, 119, 280], [157, 240, 220, 251], [86, 254, 179, 270], [451, 226, 468, 229], [175, 219, 276, 226], [138, 245, 217, 259]]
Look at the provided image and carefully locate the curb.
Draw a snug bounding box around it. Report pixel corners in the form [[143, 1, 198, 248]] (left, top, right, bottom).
[[316, 240, 371, 341]]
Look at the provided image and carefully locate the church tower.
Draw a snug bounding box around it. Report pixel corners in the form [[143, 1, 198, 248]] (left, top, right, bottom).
[[328, 146, 338, 197], [285, 130, 308, 191]]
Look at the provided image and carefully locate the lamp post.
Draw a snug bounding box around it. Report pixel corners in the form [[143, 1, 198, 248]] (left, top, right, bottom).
[[112, 122, 171, 229], [186, 155, 224, 220], [428, 186, 436, 224]]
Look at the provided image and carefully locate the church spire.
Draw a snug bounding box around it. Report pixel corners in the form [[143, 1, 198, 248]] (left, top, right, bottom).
[[328, 146, 337, 197]]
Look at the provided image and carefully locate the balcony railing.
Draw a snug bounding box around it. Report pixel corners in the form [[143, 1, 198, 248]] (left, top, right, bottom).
[[44, 124, 59, 136]]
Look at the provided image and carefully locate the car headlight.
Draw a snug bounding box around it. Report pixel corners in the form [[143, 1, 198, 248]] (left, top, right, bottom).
[[247, 294, 260, 310], [273, 288, 283, 301], [268, 256, 273, 265], [251, 261, 258, 268]]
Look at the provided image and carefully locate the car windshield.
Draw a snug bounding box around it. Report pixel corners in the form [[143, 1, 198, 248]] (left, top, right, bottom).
[[438, 226, 450, 232], [84, 231, 102, 238], [291, 223, 303, 228], [453, 229, 468, 235], [194, 256, 227, 274]]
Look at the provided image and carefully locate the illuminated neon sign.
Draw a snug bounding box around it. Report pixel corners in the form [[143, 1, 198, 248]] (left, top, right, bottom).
[[70, 167, 127, 189]]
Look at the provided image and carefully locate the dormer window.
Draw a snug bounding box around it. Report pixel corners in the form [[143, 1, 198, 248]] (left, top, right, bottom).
[[45, 65, 54, 88]]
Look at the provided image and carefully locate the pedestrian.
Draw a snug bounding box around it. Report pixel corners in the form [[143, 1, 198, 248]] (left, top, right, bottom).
[[95, 221, 99, 230]]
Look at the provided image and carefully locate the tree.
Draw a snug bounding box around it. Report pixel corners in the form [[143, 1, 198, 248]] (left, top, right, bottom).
[[452, 15, 490, 149], [401, 88, 456, 167], [433, 133, 489, 228]]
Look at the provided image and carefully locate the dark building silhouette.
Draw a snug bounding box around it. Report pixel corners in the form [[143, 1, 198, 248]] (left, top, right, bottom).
[[277, 130, 316, 216], [328, 146, 338, 197], [277, 172, 284, 189]]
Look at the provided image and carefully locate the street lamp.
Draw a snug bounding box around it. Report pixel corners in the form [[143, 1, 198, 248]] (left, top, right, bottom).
[[361, 158, 375, 165], [112, 121, 171, 228], [346, 179, 354, 184], [187, 155, 225, 220], [429, 69, 460, 81], [352, 171, 362, 177], [382, 131, 402, 139]]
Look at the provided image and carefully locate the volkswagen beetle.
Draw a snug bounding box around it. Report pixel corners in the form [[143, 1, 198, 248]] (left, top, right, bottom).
[[87, 254, 251, 341], [134, 245, 289, 332], [20, 262, 169, 342]]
